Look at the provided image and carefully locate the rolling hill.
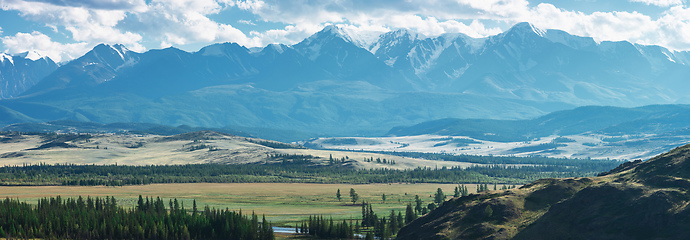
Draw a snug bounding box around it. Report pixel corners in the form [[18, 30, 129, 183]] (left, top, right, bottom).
[[307, 104, 690, 160], [0, 131, 477, 171], [396, 143, 690, 240]]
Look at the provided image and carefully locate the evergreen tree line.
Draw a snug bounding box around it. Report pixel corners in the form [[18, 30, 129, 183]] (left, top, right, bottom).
[[296, 215, 353, 239], [0, 157, 621, 187], [363, 150, 624, 167], [359, 202, 406, 239], [362, 157, 396, 165], [454, 184, 469, 197], [477, 183, 491, 192], [245, 139, 304, 149], [0, 196, 273, 240]]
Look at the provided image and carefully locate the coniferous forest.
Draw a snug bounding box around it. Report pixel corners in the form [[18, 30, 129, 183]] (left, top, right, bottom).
[[0, 196, 273, 240], [0, 154, 622, 186]]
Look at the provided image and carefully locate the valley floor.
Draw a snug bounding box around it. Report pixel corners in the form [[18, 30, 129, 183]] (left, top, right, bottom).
[[0, 182, 495, 225]]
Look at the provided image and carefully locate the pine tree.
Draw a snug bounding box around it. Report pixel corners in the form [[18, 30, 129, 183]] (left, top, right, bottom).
[[397, 211, 404, 229], [336, 189, 342, 202], [414, 195, 423, 214], [434, 188, 445, 205], [349, 188, 359, 204], [137, 195, 144, 212], [484, 205, 493, 219], [388, 210, 398, 233], [261, 214, 273, 240], [405, 203, 417, 223], [192, 199, 197, 216], [428, 202, 437, 211]]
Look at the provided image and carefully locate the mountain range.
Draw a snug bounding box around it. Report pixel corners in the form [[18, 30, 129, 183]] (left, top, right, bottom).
[[388, 104, 690, 142], [0, 51, 58, 99], [1, 22, 689, 139]]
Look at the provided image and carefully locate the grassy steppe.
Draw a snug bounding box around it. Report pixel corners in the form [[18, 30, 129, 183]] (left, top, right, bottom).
[[0, 183, 501, 226]]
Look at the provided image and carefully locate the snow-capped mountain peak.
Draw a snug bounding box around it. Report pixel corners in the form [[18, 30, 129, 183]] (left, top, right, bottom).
[[509, 22, 546, 37], [300, 25, 380, 50], [0, 53, 13, 65], [370, 28, 426, 56], [87, 43, 139, 70], [17, 50, 44, 61], [490, 22, 548, 45], [391, 28, 426, 42], [300, 25, 350, 46], [110, 44, 131, 61], [295, 25, 353, 61], [265, 43, 288, 54]]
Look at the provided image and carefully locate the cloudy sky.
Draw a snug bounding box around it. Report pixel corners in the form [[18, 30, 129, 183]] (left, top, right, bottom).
[[1, 0, 688, 62]]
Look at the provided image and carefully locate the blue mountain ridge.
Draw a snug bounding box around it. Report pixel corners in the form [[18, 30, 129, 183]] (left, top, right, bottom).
[[0, 22, 688, 138]]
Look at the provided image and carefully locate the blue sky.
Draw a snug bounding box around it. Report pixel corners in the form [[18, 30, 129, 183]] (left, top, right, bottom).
[[1, 0, 688, 62]]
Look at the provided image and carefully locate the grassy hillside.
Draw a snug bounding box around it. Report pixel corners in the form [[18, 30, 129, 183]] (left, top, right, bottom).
[[396, 143, 690, 240], [0, 131, 481, 171]]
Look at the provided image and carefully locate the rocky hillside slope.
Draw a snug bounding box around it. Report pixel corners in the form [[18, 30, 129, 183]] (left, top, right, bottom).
[[397, 144, 690, 240]]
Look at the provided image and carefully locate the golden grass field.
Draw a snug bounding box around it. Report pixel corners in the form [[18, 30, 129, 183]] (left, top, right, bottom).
[[0, 132, 479, 170], [0, 182, 498, 225]]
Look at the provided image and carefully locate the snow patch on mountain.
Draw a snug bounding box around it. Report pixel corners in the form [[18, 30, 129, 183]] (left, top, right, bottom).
[[337, 27, 382, 49], [18, 51, 43, 61], [267, 44, 286, 54], [388, 29, 426, 43], [114, 58, 139, 72], [505, 22, 546, 39], [666, 49, 690, 65], [0, 53, 13, 65], [384, 56, 398, 67], [408, 35, 459, 75], [109, 44, 128, 61], [303, 41, 323, 61], [663, 52, 676, 63], [530, 23, 546, 37], [458, 34, 487, 54]]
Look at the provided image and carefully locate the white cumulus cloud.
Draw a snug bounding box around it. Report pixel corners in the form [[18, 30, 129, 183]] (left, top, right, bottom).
[[1, 0, 144, 49], [123, 0, 262, 47], [630, 0, 684, 7], [1, 0, 690, 61], [1, 31, 89, 62]]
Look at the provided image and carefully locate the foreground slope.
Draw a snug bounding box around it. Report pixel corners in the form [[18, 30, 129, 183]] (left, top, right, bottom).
[[397, 143, 690, 240]]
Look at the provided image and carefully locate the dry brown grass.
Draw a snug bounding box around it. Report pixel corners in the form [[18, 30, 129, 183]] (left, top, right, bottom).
[[0, 132, 480, 170]]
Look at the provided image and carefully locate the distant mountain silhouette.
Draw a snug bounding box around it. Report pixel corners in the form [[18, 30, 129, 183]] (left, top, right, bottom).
[[1, 22, 689, 137]]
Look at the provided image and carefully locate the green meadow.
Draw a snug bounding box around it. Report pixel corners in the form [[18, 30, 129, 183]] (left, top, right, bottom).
[[0, 182, 501, 226]]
